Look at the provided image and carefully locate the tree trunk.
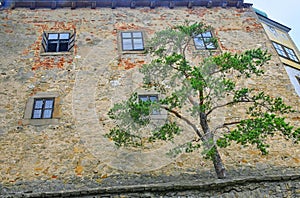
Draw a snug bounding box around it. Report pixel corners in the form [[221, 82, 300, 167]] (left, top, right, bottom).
[[199, 112, 227, 179], [211, 146, 226, 179]]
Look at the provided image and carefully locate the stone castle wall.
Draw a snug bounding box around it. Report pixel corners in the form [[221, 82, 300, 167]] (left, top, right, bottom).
[[0, 5, 299, 195]]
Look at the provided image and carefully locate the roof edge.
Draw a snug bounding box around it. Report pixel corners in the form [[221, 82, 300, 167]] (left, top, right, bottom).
[[1, 0, 249, 10], [256, 12, 291, 33]]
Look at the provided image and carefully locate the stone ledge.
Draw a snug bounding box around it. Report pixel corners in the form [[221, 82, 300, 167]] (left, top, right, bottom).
[[4, 174, 300, 198]]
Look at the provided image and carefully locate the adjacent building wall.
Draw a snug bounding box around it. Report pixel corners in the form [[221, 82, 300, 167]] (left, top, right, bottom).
[[257, 12, 300, 97]]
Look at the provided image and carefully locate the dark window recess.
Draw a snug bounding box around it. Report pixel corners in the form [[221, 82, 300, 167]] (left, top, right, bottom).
[[272, 42, 299, 62], [32, 98, 55, 119], [296, 76, 300, 85], [139, 95, 160, 115], [121, 32, 144, 51], [42, 32, 76, 53], [193, 31, 217, 50]]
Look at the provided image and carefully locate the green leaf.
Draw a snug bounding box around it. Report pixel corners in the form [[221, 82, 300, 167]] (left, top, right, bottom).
[[149, 122, 181, 142]]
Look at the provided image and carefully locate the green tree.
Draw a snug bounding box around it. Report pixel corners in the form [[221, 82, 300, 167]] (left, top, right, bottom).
[[106, 22, 300, 179]]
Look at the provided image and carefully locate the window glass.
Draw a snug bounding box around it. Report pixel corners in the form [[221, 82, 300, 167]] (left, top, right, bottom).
[[48, 33, 59, 40], [47, 42, 58, 52], [44, 32, 73, 53], [32, 98, 54, 119], [268, 25, 278, 36], [272, 42, 299, 62], [206, 42, 215, 49], [202, 31, 212, 37], [133, 39, 143, 50], [33, 110, 42, 119], [45, 100, 54, 108], [273, 42, 286, 57], [122, 32, 132, 38], [194, 31, 216, 50], [132, 32, 142, 38], [59, 33, 70, 39], [139, 95, 148, 102], [149, 96, 158, 102], [43, 110, 53, 118], [139, 95, 159, 115], [34, 100, 43, 109], [122, 39, 133, 50], [121, 32, 144, 51], [284, 47, 299, 62], [59, 43, 69, 52], [194, 38, 205, 49]]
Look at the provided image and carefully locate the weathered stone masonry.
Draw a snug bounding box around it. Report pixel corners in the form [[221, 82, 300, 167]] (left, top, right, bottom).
[[0, 2, 299, 196]]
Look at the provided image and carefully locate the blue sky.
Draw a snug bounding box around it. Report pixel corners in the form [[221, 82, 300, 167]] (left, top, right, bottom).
[[245, 0, 300, 49]]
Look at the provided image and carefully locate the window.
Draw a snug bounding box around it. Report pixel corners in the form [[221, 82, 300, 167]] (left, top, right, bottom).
[[139, 95, 160, 115], [267, 25, 278, 37], [193, 31, 217, 50], [121, 32, 144, 51], [23, 92, 60, 125], [32, 98, 55, 119], [42, 32, 75, 53], [272, 42, 299, 62], [284, 48, 299, 62]]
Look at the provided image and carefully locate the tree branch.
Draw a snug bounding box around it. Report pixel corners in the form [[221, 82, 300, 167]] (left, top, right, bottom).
[[223, 121, 242, 126], [161, 105, 205, 141], [206, 99, 253, 116]]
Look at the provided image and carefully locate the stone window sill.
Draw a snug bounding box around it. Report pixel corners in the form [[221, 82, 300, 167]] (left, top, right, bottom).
[[40, 52, 72, 56], [22, 118, 59, 126], [121, 50, 146, 55]]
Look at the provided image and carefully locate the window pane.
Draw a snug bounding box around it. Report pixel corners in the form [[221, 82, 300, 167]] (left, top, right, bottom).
[[122, 39, 133, 50], [202, 31, 212, 37], [44, 100, 54, 109], [33, 110, 42, 119], [48, 33, 58, 40], [34, 100, 43, 109], [47, 42, 58, 52], [43, 110, 53, 119], [133, 39, 144, 50], [284, 48, 299, 61], [194, 37, 205, 49], [204, 38, 215, 49], [132, 32, 142, 38], [139, 96, 148, 102], [206, 43, 216, 49], [59, 33, 70, 40], [122, 32, 132, 38], [273, 43, 283, 51], [290, 55, 299, 62], [273, 43, 286, 57], [149, 96, 158, 102], [59, 43, 69, 52], [277, 49, 286, 57], [284, 47, 293, 55]]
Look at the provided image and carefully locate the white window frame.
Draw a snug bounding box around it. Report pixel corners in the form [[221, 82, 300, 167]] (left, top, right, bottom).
[[120, 31, 145, 52]]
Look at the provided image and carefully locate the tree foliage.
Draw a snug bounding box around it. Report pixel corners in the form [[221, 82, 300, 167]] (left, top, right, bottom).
[[106, 22, 300, 178]]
